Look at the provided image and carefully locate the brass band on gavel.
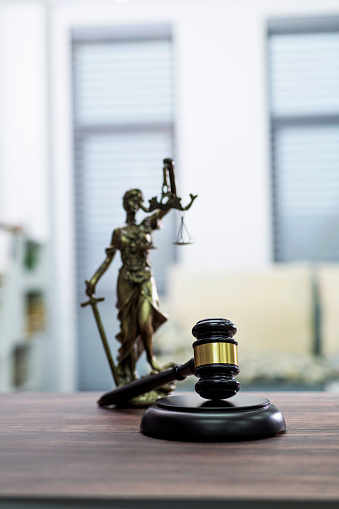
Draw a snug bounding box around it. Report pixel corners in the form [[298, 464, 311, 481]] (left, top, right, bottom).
[[193, 341, 238, 368]]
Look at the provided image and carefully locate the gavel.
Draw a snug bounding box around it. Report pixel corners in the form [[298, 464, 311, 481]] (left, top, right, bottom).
[[98, 318, 240, 407], [98, 317, 286, 441]]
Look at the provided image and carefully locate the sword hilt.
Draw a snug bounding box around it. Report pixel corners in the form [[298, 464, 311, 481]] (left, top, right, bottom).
[[81, 296, 105, 308]]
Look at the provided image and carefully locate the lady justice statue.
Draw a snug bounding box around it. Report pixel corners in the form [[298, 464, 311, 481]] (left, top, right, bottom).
[[82, 158, 197, 404]]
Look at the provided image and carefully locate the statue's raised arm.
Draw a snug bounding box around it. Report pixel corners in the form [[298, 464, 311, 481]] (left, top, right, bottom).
[[141, 158, 197, 216]]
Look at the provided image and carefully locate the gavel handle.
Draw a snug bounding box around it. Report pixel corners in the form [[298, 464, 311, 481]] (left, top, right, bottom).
[[97, 358, 195, 407]]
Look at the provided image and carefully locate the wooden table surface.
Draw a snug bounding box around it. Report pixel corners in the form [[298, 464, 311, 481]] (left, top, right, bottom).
[[1, 392, 339, 508]]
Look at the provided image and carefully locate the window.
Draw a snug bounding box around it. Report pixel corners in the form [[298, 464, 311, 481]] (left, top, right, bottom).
[[72, 25, 175, 389], [268, 18, 339, 262]]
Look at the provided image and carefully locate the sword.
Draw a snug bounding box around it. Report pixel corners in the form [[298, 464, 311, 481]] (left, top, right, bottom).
[[81, 291, 120, 387]]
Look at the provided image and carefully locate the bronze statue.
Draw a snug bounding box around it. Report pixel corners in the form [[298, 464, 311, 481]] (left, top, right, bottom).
[[82, 158, 197, 404]]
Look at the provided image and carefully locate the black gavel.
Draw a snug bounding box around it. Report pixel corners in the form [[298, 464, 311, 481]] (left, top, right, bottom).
[[98, 318, 240, 407]]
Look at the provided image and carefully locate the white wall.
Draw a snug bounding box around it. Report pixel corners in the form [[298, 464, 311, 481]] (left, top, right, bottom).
[[0, 1, 48, 240], [1, 0, 339, 389]]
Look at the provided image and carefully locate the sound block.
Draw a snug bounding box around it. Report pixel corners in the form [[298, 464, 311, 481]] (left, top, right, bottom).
[[140, 393, 286, 441]]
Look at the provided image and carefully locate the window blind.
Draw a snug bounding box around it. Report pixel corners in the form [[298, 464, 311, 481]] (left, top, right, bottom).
[[268, 19, 339, 263], [270, 33, 339, 116], [72, 26, 175, 390]]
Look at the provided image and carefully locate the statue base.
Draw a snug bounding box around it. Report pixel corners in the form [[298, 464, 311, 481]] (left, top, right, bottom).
[[140, 393, 286, 441], [114, 382, 176, 408], [125, 387, 174, 407]]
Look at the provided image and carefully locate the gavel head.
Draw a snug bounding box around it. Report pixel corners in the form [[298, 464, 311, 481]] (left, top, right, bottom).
[[192, 318, 240, 400]]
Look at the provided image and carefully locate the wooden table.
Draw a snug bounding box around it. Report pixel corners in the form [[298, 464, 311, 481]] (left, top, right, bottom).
[[0, 392, 339, 509]]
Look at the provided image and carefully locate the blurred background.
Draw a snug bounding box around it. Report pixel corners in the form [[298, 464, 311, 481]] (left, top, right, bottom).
[[1, 0, 339, 394]]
